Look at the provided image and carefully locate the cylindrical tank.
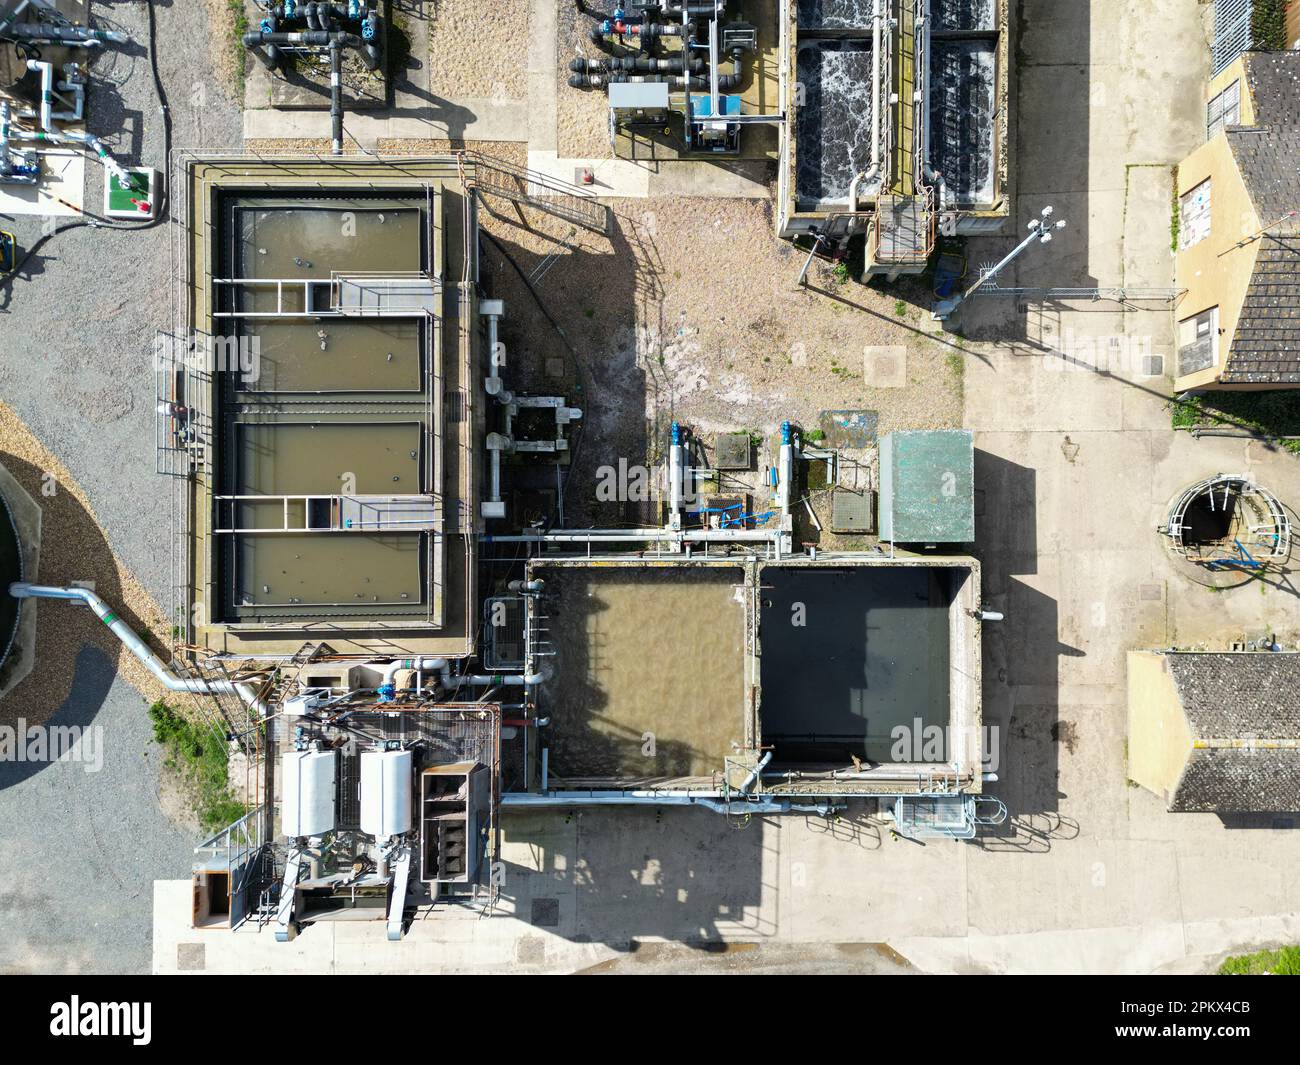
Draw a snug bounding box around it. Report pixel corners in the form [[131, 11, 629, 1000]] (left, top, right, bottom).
[[0, 487, 23, 672], [281, 749, 337, 838], [360, 749, 413, 838]]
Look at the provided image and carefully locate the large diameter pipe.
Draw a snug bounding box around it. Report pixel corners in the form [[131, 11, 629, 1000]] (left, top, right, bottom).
[[668, 421, 684, 527], [380, 657, 449, 686], [871, 0, 882, 173], [329, 40, 343, 155], [7, 583, 269, 713]]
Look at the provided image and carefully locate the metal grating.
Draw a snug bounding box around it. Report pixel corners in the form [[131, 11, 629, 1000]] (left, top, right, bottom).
[[1213, 0, 1254, 75], [483, 596, 526, 670]]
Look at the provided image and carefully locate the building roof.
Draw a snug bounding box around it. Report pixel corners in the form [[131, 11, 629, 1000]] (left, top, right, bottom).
[[1163, 653, 1300, 813], [1172, 747, 1300, 813], [1221, 51, 1300, 385]]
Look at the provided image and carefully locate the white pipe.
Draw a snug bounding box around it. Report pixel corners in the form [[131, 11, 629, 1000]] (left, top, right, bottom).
[[740, 751, 772, 794], [53, 67, 84, 123], [27, 60, 52, 131], [500, 791, 841, 816], [18, 61, 130, 186], [483, 528, 780, 543], [380, 657, 449, 687], [7, 583, 269, 713], [870, 0, 882, 172], [458, 672, 543, 687]]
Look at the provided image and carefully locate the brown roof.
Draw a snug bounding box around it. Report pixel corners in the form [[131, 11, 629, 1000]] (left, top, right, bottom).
[[1221, 52, 1300, 385]]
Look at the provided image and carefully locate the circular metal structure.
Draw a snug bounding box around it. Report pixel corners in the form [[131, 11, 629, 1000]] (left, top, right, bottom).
[[1160, 474, 1291, 571], [0, 486, 22, 670]]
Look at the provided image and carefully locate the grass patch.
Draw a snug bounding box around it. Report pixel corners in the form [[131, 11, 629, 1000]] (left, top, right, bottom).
[[893, 299, 908, 317], [149, 701, 246, 833], [1169, 391, 1300, 455], [1219, 945, 1300, 975], [1169, 166, 1180, 251], [226, 0, 248, 99]]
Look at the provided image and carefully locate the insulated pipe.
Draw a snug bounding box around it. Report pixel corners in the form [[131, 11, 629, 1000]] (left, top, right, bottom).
[[7, 583, 270, 713]]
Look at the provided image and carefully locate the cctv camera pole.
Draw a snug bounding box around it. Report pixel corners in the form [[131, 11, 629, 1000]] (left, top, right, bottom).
[[933, 206, 1067, 319]]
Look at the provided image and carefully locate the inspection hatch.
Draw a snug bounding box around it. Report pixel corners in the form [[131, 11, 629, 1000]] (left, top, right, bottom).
[[830, 489, 875, 534], [715, 432, 753, 470], [819, 410, 879, 448]]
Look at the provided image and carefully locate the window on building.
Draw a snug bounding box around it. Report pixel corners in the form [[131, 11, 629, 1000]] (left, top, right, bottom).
[[1206, 79, 1241, 139], [1178, 307, 1220, 377], [1179, 178, 1213, 251]]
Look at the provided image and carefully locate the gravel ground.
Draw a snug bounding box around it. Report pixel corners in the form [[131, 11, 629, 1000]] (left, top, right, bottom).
[[1, 0, 241, 614], [557, 1, 617, 159], [426, 0, 530, 101], [478, 196, 964, 525], [0, 0, 242, 974]]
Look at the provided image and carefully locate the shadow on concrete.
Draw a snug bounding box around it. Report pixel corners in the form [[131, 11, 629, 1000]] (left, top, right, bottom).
[[949, 0, 1095, 343], [499, 806, 770, 950], [972, 449, 1083, 826]]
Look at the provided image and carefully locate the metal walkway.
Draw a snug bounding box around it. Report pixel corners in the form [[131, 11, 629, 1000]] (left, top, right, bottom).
[[214, 494, 443, 533], [462, 150, 610, 235]]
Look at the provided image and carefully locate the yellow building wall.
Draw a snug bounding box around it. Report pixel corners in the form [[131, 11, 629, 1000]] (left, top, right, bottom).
[[1206, 56, 1255, 126], [1173, 134, 1261, 391], [1127, 652, 1193, 805]]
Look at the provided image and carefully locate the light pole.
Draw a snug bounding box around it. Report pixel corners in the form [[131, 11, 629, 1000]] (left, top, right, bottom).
[[933, 206, 1067, 319]]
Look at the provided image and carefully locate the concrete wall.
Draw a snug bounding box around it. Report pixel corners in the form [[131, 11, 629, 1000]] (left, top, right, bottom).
[[1126, 651, 1193, 806]]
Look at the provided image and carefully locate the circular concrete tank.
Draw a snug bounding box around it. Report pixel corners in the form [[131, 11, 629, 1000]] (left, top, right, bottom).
[[0, 486, 22, 670]]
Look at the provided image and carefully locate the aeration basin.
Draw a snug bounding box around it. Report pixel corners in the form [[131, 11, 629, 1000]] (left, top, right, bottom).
[[524, 555, 983, 797], [180, 156, 481, 658]]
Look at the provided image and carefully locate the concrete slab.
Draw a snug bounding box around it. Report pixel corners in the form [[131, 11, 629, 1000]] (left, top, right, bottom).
[[0, 150, 84, 215]]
